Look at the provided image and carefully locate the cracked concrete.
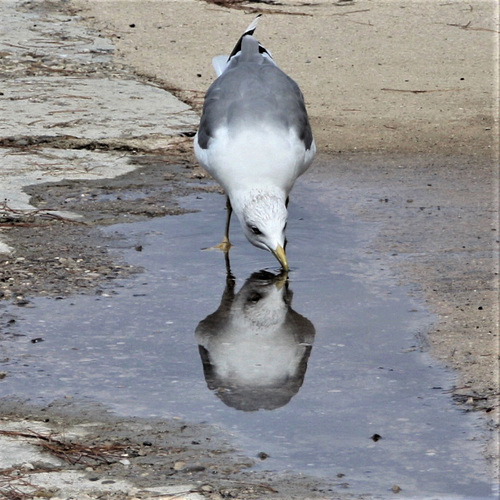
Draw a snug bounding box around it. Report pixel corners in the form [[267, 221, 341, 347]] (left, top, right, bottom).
[[0, 0, 198, 253]]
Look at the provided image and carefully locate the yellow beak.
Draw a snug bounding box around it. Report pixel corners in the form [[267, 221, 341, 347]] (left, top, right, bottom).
[[272, 244, 289, 271]]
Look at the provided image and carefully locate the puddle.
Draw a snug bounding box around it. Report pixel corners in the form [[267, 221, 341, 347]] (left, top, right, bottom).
[[88, 189, 154, 202], [0, 182, 496, 499]]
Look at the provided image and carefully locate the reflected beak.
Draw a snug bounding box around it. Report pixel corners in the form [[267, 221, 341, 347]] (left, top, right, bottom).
[[274, 271, 289, 291], [272, 244, 289, 271]]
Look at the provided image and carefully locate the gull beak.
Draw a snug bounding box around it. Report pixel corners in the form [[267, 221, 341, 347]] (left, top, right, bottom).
[[272, 244, 289, 271]]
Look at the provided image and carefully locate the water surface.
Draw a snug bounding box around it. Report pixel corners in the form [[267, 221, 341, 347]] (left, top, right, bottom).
[[0, 182, 495, 499]]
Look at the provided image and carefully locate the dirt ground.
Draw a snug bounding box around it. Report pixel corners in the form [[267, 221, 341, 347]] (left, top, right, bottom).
[[1, 398, 346, 500], [0, 0, 498, 498]]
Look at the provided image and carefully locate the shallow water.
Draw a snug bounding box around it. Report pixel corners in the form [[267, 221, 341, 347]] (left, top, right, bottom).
[[0, 182, 496, 499]]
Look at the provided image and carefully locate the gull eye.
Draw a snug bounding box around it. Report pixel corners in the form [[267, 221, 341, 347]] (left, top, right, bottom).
[[248, 292, 262, 303], [249, 225, 262, 235]]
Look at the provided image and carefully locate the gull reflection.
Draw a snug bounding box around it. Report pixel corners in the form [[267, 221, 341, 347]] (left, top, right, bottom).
[[196, 270, 315, 411]]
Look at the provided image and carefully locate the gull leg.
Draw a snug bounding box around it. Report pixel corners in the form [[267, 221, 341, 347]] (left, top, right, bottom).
[[203, 197, 233, 252], [284, 196, 289, 250], [216, 196, 233, 251], [222, 196, 233, 248]]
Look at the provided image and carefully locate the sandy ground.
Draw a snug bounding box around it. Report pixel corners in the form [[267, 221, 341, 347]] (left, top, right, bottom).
[[0, 0, 498, 498], [72, 0, 497, 157]]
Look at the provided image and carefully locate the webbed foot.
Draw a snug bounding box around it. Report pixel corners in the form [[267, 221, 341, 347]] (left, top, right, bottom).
[[203, 236, 232, 252]]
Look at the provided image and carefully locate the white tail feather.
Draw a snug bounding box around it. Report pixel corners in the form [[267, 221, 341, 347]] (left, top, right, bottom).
[[212, 55, 229, 76]]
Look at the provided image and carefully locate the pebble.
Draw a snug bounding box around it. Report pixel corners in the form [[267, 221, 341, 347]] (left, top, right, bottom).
[[184, 464, 206, 473], [173, 461, 186, 471]]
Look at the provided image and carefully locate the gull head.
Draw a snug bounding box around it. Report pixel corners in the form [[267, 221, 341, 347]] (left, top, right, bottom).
[[237, 191, 289, 270]]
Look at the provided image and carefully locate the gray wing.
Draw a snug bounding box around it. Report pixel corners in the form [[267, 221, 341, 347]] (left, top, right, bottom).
[[197, 57, 313, 151]]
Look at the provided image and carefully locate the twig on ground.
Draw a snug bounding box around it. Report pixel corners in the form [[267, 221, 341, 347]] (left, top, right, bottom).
[[0, 429, 129, 465], [447, 22, 500, 34], [381, 87, 465, 94], [204, 0, 312, 15], [0, 201, 85, 226]]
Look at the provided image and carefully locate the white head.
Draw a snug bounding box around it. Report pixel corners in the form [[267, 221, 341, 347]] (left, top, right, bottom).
[[235, 191, 289, 270]]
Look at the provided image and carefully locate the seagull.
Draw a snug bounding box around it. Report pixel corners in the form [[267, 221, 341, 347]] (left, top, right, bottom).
[[194, 15, 316, 271]]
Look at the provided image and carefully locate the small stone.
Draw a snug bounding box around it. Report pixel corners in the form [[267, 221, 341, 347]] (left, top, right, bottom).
[[392, 484, 402, 493], [173, 461, 186, 471], [184, 464, 206, 473]]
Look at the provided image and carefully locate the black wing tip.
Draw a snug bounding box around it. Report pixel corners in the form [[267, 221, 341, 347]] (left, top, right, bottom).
[[227, 15, 272, 63], [243, 13, 262, 37]]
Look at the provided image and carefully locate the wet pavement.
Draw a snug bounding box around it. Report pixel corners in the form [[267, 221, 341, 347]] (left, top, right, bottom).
[[0, 184, 496, 499]]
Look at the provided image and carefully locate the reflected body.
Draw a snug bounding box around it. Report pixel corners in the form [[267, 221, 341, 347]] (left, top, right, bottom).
[[196, 270, 315, 411]]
